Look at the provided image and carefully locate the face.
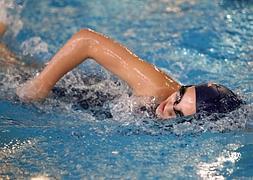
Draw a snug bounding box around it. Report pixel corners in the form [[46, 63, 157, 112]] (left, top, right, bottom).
[[155, 86, 196, 119]]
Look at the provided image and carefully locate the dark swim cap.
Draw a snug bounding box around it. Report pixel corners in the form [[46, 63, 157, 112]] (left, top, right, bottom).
[[195, 83, 243, 114]]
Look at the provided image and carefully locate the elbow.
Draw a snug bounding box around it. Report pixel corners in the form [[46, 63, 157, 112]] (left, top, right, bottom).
[[72, 28, 99, 55], [74, 28, 97, 38]]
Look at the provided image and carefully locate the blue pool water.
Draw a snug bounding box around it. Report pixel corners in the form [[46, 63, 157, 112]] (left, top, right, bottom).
[[0, 0, 253, 179]]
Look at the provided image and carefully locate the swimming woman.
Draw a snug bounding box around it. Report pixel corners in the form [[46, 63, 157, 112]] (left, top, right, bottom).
[[0, 22, 242, 119]]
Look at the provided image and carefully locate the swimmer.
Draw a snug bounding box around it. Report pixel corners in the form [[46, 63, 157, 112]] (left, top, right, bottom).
[[12, 26, 242, 119]]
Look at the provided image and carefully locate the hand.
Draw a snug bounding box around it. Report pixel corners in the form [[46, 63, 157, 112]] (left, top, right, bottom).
[[16, 77, 50, 102]]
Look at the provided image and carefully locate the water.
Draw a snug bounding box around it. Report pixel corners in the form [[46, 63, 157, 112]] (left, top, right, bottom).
[[0, 0, 253, 179]]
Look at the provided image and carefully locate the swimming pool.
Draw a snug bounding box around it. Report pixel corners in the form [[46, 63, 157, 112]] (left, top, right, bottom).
[[0, 0, 253, 179]]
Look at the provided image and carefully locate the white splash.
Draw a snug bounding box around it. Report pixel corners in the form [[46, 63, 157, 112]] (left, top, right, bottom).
[[21, 37, 49, 56], [0, 0, 23, 37]]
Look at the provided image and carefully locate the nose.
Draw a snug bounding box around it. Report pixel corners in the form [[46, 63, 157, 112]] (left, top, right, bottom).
[[156, 100, 175, 119], [163, 101, 176, 118]]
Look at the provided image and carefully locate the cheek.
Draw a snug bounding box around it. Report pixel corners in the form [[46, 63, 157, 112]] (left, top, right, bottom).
[[181, 101, 196, 116]]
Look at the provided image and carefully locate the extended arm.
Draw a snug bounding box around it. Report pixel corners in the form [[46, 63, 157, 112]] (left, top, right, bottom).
[[17, 29, 180, 102]]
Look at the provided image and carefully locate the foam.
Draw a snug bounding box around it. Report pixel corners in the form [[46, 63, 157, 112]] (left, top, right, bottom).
[[0, 53, 251, 135], [0, 1, 252, 179], [0, 0, 251, 134], [21, 37, 49, 57], [0, 0, 23, 37]]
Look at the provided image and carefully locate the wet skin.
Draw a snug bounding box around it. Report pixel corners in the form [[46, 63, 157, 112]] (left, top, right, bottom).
[[10, 28, 196, 119], [156, 86, 196, 119]]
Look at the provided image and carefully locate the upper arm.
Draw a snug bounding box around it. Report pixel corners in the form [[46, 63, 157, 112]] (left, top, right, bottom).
[[82, 29, 180, 98]]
